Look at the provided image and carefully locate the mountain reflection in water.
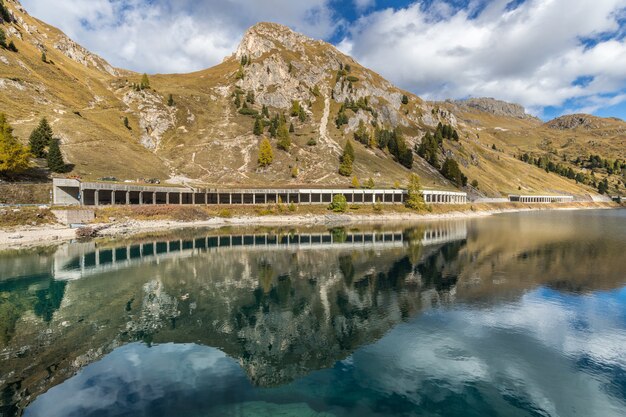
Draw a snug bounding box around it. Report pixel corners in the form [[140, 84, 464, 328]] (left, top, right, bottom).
[[0, 209, 625, 417]]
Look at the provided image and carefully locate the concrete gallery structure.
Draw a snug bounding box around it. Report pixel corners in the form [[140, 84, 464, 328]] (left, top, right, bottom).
[[509, 195, 574, 203], [52, 178, 468, 207]]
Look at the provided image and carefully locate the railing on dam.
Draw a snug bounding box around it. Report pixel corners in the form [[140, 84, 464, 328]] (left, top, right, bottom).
[[53, 223, 468, 281]]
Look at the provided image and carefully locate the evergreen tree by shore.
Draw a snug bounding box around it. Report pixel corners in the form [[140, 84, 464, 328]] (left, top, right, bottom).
[[47, 138, 65, 173], [29, 117, 53, 158]]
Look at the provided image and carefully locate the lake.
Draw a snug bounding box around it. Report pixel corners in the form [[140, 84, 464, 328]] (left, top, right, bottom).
[[1, 209, 625, 417]]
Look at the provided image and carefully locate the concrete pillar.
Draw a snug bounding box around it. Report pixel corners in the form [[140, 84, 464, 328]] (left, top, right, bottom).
[[179, 193, 183, 205], [192, 193, 196, 205], [229, 193, 232, 205], [139, 192, 143, 205], [205, 192, 208, 205], [253, 194, 256, 205], [126, 191, 130, 205], [241, 193, 244, 205], [217, 193, 220, 205], [153, 192, 157, 205], [111, 190, 115, 206], [166, 193, 170, 205], [94, 190, 99, 207]]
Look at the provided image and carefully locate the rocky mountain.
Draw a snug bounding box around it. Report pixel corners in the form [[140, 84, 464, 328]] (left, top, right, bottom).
[[545, 113, 626, 131], [452, 97, 539, 121], [0, 0, 623, 197]]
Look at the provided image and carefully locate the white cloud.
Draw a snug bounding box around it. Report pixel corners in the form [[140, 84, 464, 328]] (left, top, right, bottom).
[[20, 0, 340, 74], [352, 288, 626, 416], [340, 0, 626, 116], [353, 0, 375, 12]]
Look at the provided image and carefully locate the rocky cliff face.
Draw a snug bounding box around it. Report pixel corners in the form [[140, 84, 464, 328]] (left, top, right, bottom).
[[452, 97, 538, 120], [545, 114, 600, 130]]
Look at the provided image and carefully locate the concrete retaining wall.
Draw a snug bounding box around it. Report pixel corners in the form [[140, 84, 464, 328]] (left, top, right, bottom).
[[52, 209, 95, 225]]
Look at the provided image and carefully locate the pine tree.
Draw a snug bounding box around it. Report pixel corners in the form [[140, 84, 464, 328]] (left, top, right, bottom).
[[366, 177, 375, 189], [123, 116, 131, 130], [343, 138, 354, 161], [262, 105, 269, 118], [0, 114, 31, 175], [406, 173, 426, 210], [290, 101, 301, 117], [289, 122, 295, 133], [598, 178, 609, 194], [276, 117, 291, 151], [258, 137, 273, 167], [0, 1, 12, 23], [339, 140, 354, 177], [253, 117, 263, 136], [29, 117, 53, 158], [41, 51, 47, 63], [235, 65, 244, 80], [351, 176, 360, 188], [140, 73, 150, 90], [7, 40, 16, 52], [47, 138, 65, 172], [167, 94, 175, 106], [246, 91, 255, 104], [298, 107, 306, 122], [441, 158, 468, 187], [354, 119, 368, 145], [0, 28, 6, 49], [401, 94, 409, 105]]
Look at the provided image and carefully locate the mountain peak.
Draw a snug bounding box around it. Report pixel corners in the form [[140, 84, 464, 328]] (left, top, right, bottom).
[[236, 22, 320, 59], [453, 97, 538, 120], [546, 114, 601, 130]]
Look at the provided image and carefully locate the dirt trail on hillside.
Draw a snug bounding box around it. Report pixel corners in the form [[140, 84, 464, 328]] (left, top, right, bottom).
[[319, 96, 341, 154]]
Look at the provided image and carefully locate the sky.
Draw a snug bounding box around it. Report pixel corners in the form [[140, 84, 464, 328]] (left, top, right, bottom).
[[19, 0, 626, 120]]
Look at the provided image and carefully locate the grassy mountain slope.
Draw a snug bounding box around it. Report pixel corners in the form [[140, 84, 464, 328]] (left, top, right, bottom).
[[441, 100, 625, 196], [0, 0, 622, 198]]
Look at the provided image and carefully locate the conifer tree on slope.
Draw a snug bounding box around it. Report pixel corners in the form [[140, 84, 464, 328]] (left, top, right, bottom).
[[47, 138, 65, 173], [29, 117, 53, 158]]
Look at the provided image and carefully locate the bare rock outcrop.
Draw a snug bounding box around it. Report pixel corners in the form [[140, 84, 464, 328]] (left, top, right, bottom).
[[123, 90, 176, 151], [453, 97, 538, 120], [235, 22, 322, 59], [545, 114, 599, 130], [54, 36, 119, 76]]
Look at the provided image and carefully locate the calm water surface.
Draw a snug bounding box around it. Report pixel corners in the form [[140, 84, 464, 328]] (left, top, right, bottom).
[[1, 209, 625, 417]]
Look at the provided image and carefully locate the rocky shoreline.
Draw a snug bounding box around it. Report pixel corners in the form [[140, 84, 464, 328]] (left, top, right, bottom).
[[0, 204, 619, 250]]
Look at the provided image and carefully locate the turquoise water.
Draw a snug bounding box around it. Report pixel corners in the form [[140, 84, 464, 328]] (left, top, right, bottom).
[[1, 210, 625, 416]]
